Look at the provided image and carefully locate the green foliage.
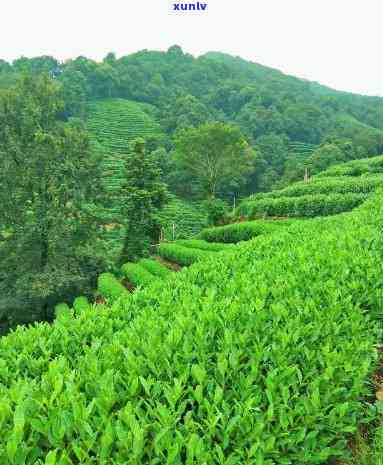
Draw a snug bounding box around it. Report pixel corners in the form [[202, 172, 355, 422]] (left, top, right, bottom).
[[4, 49, 383, 192], [86, 98, 163, 153], [176, 239, 234, 252], [238, 193, 367, 218], [97, 272, 128, 301], [120, 138, 168, 262], [157, 195, 208, 240], [174, 122, 255, 199], [73, 296, 90, 313], [138, 258, 173, 279], [199, 219, 296, 243], [121, 262, 160, 288], [0, 190, 382, 463], [86, 98, 165, 244], [251, 174, 383, 199], [202, 198, 228, 226], [316, 154, 383, 178], [348, 405, 383, 465], [158, 243, 214, 266], [54, 303, 70, 318], [0, 74, 103, 325]]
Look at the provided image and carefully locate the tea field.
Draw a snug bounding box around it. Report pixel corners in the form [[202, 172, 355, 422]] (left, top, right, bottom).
[[1, 178, 383, 463], [86, 98, 166, 260], [237, 155, 383, 218]]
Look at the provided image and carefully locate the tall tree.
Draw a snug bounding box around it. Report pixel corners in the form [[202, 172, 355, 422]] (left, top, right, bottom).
[[174, 122, 255, 199], [0, 74, 103, 327], [120, 139, 168, 263]]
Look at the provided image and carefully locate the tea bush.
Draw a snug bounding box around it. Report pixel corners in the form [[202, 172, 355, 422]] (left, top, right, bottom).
[[0, 192, 383, 464], [158, 243, 214, 266], [73, 296, 90, 314], [158, 195, 209, 240], [138, 258, 173, 279], [97, 272, 129, 301], [175, 239, 234, 252], [238, 193, 367, 218], [315, 154, 383, 178], [250, 174, 383, 200], [121, 262, 160, 288], [199, 219, 296, 243], [54, 303, 70, 318]]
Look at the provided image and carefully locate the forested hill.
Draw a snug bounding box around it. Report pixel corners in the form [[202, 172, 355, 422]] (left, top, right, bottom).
[[2, 46, 383, 191]]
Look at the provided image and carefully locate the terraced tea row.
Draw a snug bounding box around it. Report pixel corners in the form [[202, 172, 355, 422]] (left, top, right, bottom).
[[250, 174, 383, 200], [316, 153, 383, 178], [238, 155, 383, 218], [238, 193, 367, 218], [86, 99, 162, 153]]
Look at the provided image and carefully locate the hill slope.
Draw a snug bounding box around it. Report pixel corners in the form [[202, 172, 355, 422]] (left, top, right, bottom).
[[1, 186, 383, 463], [3, 50, 383, 190]]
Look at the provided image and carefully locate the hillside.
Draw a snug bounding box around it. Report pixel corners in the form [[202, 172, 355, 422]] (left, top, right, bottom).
[[3, 49, 383, 191], [1, 179, 383, 463], [237, 154, 383, 218]]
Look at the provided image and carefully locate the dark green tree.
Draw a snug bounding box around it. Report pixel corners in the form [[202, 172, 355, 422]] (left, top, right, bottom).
[[0, 74, 103, 327], [120, 139, 168, 263]]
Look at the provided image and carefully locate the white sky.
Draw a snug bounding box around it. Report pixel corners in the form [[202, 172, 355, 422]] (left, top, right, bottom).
[[1, 0, 382, 96]]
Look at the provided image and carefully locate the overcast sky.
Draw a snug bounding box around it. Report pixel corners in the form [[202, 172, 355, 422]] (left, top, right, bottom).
[[1, 0, 382, 96]]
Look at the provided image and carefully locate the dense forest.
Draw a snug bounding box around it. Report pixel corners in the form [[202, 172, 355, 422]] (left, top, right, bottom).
[[2, 45, 383, 328]]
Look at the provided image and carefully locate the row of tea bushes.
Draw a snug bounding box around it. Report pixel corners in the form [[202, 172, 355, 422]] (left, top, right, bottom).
[[315, 154, 383, 178], [0, 191, 382, 463], [158, 195, 209, 241], [158, 243, 215, 266], [237, 193, 367, 218], [121, 262, 160, 288], [138, 259, 173, 279], [250, 174, 383, 200], [199, 219, 296, 243], [97, 272, 129, 301], [175, 239, 234, 252]]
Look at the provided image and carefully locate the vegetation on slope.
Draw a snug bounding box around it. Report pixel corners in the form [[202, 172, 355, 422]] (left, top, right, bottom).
[[86, 98, 163, 153], [316, 154, 383, 178], [0, 190, 382, 463], [158, 195, 209, 241], [4, 50, 383, 192], [158, 242, 215, 266], [238, 193, 368, 218], [199, 219, 297, 243], [238, 155, 383, 218]]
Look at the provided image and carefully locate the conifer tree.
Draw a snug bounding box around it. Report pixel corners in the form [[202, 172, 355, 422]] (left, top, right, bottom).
[[120, 138, 168, 263]]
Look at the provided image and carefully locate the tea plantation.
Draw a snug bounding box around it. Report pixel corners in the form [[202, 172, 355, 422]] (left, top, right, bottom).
[[1, 180, 383, 463], [238, 155, 383, 218], [86, 98, 165, 255]]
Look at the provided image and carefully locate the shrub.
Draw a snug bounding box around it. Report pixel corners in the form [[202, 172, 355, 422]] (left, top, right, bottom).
[[158, 243, 214, 266], [250, 174, 383, 200], [202, 198, 228, 226], [315, 154, 383, 178], [199, 219, 296, 243], [121, 262, 160, 288], [97, 272, 129, 301], [73, 296, 90, 313], [138, 258, 173, 279], [176, 239, 234, 251], [238, 193, 367, 218], [54, 302, 70, 318]]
